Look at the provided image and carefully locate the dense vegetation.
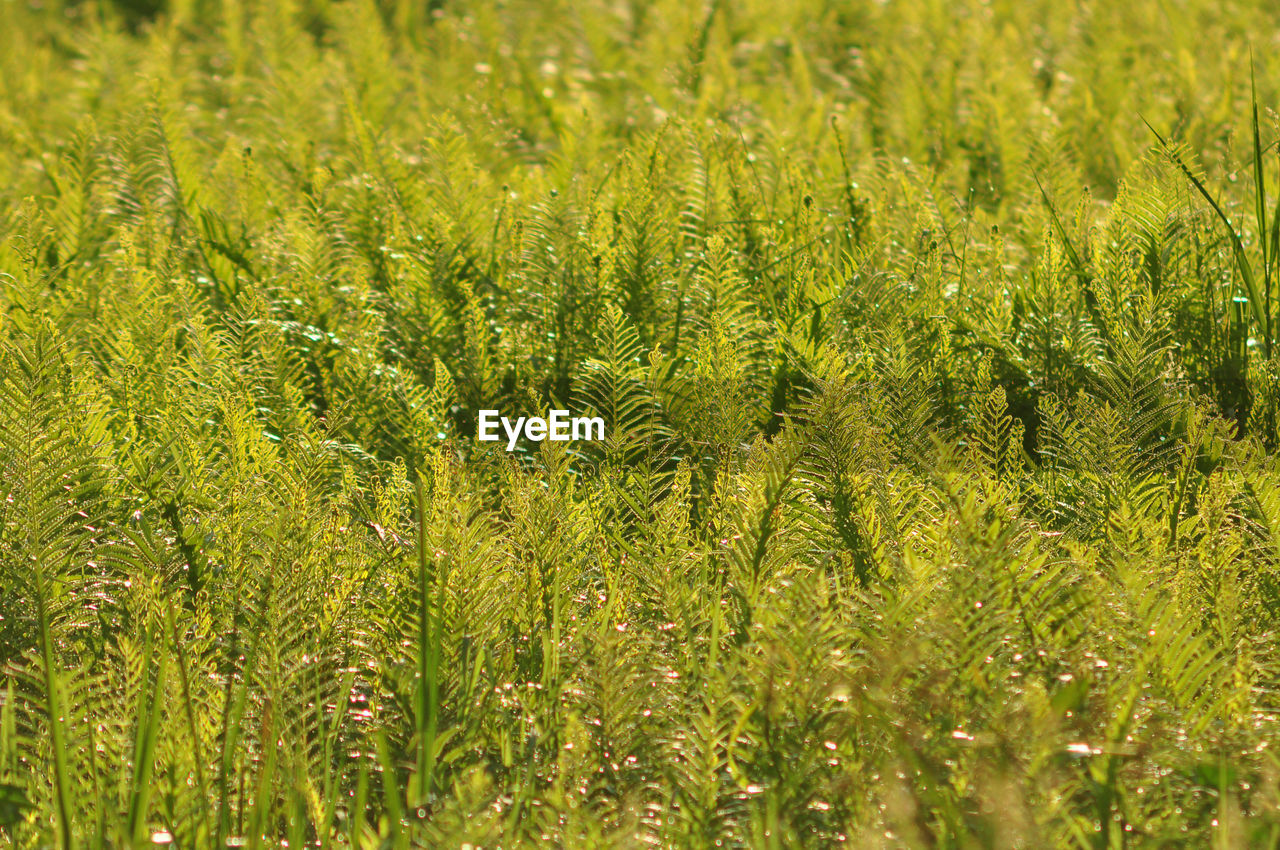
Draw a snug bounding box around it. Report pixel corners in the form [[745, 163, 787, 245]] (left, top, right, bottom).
[[2, 0, 1280, 846]]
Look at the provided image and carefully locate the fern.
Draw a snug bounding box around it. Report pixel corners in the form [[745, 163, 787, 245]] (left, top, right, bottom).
[[2, 3, 1279, 846], [0, 325, 116, 849]]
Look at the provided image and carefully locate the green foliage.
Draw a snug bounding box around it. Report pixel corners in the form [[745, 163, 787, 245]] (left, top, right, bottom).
[[2, 1, 1280, 847]]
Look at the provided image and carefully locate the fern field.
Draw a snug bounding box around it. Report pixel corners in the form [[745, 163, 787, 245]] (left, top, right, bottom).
[[4, 0, 1280, 847]]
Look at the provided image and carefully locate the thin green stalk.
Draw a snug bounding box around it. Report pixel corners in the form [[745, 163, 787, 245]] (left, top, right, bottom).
[[375, 731, 406, 850], [167, 603, 211, 845], [216, 526, 281, 848], [319, 668, 356, 850], [1250, 59, 1271, 352], [412, 474, 440, 805], [127, 624, 166, 845], [1145, 117, 1269, 352], [36, 587, 73, 850], [351, 759, 370, 849], [246, 692, 278, 850]]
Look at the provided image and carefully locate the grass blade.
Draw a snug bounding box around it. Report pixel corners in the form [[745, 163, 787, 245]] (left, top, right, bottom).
[[1145, 115, 1269, 348]]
